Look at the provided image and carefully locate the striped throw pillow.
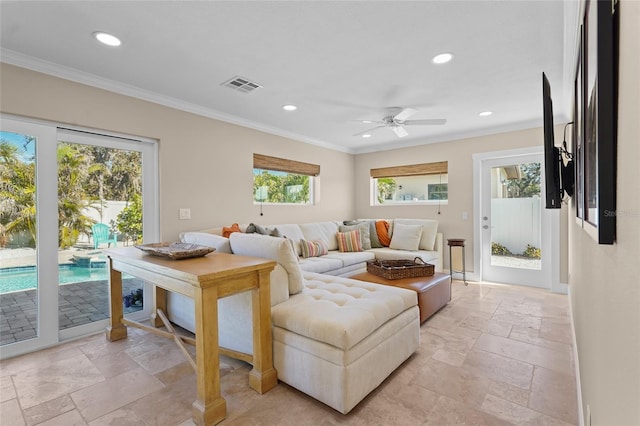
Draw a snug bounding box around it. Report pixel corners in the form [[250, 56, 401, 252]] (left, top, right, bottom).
[[336, 229, 363, 252], [300, 239, 329, 258]]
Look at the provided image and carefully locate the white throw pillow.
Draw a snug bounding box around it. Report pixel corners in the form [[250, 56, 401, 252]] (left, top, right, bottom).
[[394, 219, 438, 250], [389, 223, 423, 251], [180, 232, 232, 253]]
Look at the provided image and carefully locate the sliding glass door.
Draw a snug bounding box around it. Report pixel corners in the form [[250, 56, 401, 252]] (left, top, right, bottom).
[[1, 116, 158, 358]]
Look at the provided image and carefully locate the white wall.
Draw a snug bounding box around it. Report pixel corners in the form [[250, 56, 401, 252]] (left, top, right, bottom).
[[0, 64, 355, 241], [569, 1, 640, 424]]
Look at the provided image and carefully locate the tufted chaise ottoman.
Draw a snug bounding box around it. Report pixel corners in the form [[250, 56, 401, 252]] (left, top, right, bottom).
[[271, 271, 420, 414]]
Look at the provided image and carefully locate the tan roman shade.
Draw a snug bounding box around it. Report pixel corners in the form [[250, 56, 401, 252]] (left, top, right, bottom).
[[253, 153, 320, 176], [370, 161, 448, 178]]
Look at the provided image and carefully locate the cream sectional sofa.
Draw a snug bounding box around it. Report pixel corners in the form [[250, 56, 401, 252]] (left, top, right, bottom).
[[167, 219, 442, 414], [191, 219, 443, 276]]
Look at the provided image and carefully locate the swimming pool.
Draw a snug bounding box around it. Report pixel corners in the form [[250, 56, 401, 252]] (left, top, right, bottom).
[[0, 263, 110, 294]]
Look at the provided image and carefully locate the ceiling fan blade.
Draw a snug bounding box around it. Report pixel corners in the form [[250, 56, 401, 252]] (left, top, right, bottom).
[[403, 119, 447, 125], [351, 119, 384, 124], [353, 125, 386, 137], [391, 126, 409, 138], [393, 108, 418, 121]]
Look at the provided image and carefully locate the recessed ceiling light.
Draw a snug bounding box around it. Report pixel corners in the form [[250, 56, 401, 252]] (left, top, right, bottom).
[[282, 104, 297, 111], [432, 53, 453, 64], [93, 32, 121, 47], [362, 134, 372, 138], [479, 111, 493, 117]]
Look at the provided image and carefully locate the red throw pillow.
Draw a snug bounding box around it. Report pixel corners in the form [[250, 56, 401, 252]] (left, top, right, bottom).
[[222, 223, 241, 238], [375, 220, 391, 247]]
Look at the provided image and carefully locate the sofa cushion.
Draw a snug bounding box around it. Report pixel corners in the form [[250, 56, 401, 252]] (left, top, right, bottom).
[[298, 256, 344, 274], [299, 222, 340, 251], [271, 272, 417, 350], [229, 232, 304, 294], [389, 223, 423, 251], [337, 229, 363, 252], [366, 220, 383, 248], [394, 219, 438, 251], [300, 239, 329, 258], [179, 232, 232, 253], [272, 224, 306, 256], [324, 250, 375, 268], [340, 222, 372, 250]]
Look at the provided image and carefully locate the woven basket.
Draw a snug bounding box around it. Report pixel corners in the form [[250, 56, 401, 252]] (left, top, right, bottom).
[[366, 257, 435, 280]]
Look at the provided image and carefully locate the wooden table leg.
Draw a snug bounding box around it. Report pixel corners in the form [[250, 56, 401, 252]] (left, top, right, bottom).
[[152, 285, 167, 328], [106, 258, 127, 341], [249, 269, 278, 394], [192, 286, 226, 425]]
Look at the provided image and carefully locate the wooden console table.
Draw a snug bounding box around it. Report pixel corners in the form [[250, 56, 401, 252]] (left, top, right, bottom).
[[105, 247, 277, 425]]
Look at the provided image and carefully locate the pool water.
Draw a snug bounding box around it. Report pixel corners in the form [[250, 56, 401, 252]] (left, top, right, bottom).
[[0, 263, 110, 293]]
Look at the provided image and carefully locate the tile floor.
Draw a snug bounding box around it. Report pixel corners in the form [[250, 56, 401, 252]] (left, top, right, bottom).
[[0, 280, 578, 425]]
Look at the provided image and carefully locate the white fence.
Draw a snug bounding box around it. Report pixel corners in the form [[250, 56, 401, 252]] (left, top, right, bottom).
[[77, 200, 129, 245], [491, 197, 541, 254]]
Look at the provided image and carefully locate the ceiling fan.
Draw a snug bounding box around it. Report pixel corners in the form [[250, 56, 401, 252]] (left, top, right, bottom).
[[353, 107, 446, 138]]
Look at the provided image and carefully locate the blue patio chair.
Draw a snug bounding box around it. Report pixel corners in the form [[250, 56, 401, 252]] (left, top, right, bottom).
[[92, 223, 118, 249]]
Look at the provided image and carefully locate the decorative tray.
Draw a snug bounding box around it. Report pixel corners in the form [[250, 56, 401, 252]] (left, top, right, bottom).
[[134, 242, 215, 260], [366, 257, 434, 280]]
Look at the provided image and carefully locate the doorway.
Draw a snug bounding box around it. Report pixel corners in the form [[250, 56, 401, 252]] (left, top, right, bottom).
[[473, 147, 558, 289], [0, 116, 159, 359]]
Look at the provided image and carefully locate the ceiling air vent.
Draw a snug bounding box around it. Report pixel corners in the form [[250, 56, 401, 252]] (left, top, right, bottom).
[[221, 76, 262, 94]]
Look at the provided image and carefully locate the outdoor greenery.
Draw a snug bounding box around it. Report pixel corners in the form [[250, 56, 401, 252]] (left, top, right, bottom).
[[491, 242, 512, 256], [253, 170, 310, 204], [522, 244, 542, 259], [505, 163, 541, 198], [492, 241, 541, 259], [116, 193, 143, 244], [0, 137, 142, 248], [376, 177, 397, 203]]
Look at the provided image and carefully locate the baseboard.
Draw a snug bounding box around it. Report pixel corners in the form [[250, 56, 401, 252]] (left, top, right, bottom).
[[568, 286, 585, 426], [554, 281, 569, 294]]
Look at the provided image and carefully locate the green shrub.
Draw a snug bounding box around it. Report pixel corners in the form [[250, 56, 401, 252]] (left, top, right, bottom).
[[491, 242, 512, 256], [522, 244, 541, 259]]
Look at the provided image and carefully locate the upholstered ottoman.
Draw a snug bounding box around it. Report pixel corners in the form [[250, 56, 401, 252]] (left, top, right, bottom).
[[350, 272, 451, 323], [272, 272, 420, 414]]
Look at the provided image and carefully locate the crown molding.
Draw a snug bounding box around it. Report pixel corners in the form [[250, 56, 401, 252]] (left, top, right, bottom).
[[0, 49, 353, 154]]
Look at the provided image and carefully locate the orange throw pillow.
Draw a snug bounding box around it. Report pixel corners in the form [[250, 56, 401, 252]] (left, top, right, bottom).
[[375, 220, 391, 247], [222, 223, 241, 238]]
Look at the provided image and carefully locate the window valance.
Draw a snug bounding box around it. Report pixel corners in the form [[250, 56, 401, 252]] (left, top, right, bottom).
[[253, 153, 320, 176], [370, 161, 448, 178]]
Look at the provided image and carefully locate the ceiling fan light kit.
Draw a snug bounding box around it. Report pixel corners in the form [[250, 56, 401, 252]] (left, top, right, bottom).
[[353, 107, 446, 139]]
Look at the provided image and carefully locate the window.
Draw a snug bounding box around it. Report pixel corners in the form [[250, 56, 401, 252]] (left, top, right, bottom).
[[370, 161, 448, 205], [253, 154, 319, 205], [428, 183, 449, 200]]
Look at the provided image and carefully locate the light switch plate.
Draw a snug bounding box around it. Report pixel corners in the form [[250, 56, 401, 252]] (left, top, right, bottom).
[[179, 208, 191, 220]]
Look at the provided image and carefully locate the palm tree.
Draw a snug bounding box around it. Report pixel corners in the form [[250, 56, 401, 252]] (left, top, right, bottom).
[[1, 140, 36, 246], [57, 144, 95, 248]]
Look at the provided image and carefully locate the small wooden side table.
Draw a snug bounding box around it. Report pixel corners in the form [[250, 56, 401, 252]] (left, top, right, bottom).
[[105, 247, 277, 426], [447, 238, 467, 285]]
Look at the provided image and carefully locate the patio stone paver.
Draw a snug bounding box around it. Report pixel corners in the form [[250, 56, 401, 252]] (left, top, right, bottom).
[[0, 278, 144, 345]]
